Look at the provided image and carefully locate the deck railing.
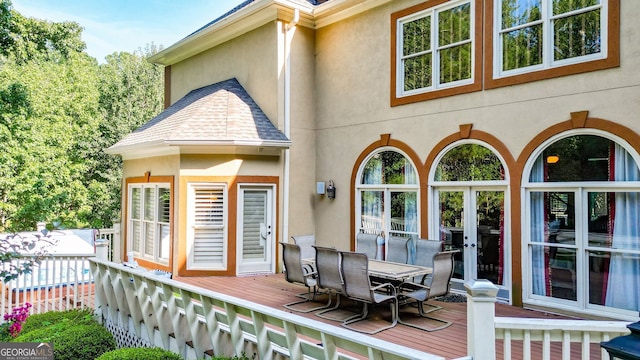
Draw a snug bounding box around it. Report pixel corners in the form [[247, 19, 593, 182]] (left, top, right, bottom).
[[1, 229, 632, 359], [0, 253, 95, 320], [89, 257, 446, 360], [465, 280, 631, 360]]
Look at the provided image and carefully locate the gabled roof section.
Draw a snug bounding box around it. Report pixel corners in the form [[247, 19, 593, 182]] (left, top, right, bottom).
[[106, 78, 290, 159]]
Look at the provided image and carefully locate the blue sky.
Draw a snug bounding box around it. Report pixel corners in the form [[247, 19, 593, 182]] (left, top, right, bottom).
[[11, 0, 242, 62]]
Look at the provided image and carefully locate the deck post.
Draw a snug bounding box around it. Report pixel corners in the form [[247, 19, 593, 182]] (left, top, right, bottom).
[[465, 279, 499, 360], [95, 238, 110, 260]]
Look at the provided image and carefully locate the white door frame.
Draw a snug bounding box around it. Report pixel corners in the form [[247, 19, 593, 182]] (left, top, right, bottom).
[[236, 184, 276, 275]]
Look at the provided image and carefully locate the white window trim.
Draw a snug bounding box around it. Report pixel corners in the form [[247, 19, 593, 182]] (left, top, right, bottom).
[[127, 182, 170, 265], [396, 0, 476, 98], [494, 0, 608, 79], [186, 182, 228, 271]]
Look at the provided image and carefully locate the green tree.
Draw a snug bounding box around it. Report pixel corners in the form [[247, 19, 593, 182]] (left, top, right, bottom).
[[0, 1, 164, 231], [91, 46, 164, 227]]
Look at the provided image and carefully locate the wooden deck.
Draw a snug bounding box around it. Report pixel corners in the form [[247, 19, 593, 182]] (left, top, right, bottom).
[[174, 273, 574, 359]]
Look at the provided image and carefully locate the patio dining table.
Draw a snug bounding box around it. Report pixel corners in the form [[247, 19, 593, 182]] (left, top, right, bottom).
[[366, 259, 432, 286]]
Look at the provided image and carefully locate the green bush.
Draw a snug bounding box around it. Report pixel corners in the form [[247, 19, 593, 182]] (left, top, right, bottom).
[[96, 347, 182, 360], [20, 308, 94, 335], [14, 312, 116, 360]]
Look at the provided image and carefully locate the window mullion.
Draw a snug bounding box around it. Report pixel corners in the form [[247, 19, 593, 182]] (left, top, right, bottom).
[[433, 7, 440, 87]]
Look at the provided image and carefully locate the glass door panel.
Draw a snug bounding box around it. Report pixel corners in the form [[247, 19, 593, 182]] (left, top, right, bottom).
[[476, 191, 504, 286], [438, 191, 465, 280]]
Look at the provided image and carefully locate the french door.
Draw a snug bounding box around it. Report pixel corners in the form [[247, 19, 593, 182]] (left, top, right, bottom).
[[434, 187, 509, 299], [236, 185, 275, 275]]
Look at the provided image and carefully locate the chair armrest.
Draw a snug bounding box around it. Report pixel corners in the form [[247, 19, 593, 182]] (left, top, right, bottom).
[[398, 281, 430, 293], [371, 282, 397, 296], [302, 265, 317, 278]]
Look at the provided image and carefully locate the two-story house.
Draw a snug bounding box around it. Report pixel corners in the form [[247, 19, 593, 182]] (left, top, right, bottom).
[[107, 0, 640, 322]]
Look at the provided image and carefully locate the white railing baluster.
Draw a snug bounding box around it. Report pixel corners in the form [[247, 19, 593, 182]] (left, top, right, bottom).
[[542, 330, 551, 360], [562, 330, 571, 360], [582, 331, 591, 360], [503, 329, 512, 360]]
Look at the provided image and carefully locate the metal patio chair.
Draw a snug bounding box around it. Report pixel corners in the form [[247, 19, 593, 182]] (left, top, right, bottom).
[[292, 234, 316, 262], [412, 239, 443, 283], [280, 242, 327, 313], [397, 250, 458, 331], [312, 245, 360, 322], [386, 236, 409, 263], [340, 251, 398, 334], [355, 233, 378, 259]]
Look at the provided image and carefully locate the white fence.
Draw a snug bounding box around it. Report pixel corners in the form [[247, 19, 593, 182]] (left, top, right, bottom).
[[0, 253, 95, 319]]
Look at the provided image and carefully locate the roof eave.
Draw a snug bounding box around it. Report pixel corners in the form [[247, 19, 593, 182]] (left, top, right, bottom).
[[149, 0, 314, 66], [106, 140, 291, 160]]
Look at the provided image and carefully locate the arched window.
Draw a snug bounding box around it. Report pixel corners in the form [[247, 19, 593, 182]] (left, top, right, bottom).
[[356, 149, 419, 242], [430, 142, 509, 298], [524, 133, 640, 317]]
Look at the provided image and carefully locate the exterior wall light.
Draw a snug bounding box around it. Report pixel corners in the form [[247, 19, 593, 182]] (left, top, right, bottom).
[[326, 180, 336, 199]]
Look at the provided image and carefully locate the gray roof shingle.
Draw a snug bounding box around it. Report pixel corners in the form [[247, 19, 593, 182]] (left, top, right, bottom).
[[108, 78, 289, 152]]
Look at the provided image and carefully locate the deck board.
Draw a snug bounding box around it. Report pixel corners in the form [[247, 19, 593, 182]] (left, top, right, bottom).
[[173, 273, 573, 359]]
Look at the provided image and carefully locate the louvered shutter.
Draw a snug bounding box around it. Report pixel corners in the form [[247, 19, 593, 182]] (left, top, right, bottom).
[[143, 187, 155, 257], [157, 187, 171, 260], [130, 187, 141, 252], [242, 191, 267, 260], [191, 186, 226, 268]]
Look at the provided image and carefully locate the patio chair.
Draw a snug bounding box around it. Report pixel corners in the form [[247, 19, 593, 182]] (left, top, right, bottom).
[[312, 245, 359, 322], [355, 233, 378, 259], [292, 234, 316, 261], [397, 250, 458, 331], [413, 239, 443, 283], [386, 236, 409, 263], [339, 251, 398, 334], [280, 242, 327, 313]]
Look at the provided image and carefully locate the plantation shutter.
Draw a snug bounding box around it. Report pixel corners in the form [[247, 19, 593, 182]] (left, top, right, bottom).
[[242, 191, 267, 260], [143, 187, 155, 257], [157, 187, 171, 260], [192, 186, 226, 267], [131, 187, 141, 252]]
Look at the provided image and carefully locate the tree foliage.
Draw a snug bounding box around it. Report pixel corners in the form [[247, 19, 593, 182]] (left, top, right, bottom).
[[0, 0, 163, 231]]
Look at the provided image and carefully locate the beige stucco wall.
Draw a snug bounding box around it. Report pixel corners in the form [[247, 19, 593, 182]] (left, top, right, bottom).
[[163, 20, 319, 246], [311, 0, 640, 249], [179, 155, 281, 176]]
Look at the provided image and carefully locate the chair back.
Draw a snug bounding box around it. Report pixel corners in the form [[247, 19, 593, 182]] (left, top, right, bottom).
[[355, 233, 377, 259], [340, 251, 373, 302], [428, 250, 457, 298], [280, 242, 309, 285], [313, 246, 342, 292], [386, 236, 409, 263], [415, 239, 443, 269], [292, 234, 316, 260]]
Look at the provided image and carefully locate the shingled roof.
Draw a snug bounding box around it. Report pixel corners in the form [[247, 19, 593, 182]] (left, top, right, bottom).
[[107, 78, 290, 155]]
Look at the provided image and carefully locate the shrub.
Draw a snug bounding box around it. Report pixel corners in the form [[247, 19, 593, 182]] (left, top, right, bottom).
[[96, 347, 182, 360], [19, 308, 94, 334], [14, 312, 116, 360]]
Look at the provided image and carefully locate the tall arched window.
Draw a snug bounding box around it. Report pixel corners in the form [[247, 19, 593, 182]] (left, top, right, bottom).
[[524, 132, 640, 319], [356, 149, 419, 242]]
